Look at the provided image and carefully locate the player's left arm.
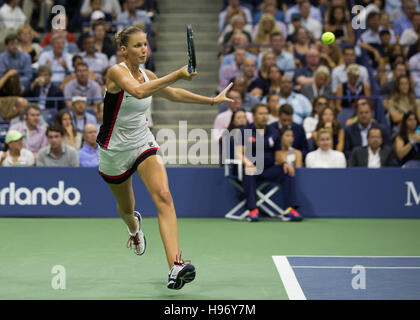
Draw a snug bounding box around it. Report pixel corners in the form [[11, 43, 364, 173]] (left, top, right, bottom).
[[145, 70, 233, 105]]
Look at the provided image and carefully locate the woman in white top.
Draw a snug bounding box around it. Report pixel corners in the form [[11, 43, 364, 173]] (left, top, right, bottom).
[[0, 130, 34, 167], [98, 26, 232, 290], [303, 95, 329, 140], [305, 128, 346, 168]]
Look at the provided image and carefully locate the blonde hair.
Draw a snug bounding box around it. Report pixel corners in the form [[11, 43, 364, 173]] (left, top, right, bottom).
[[346, 63, 360, 77], [255, 14, 280, 44], [17, 24, 32, 37], [313, 65, 330, 81], [114, 26, 145, 47], [317, 128, 333, 140]]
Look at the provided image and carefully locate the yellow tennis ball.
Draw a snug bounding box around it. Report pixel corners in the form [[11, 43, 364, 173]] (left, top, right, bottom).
[[321, 32, 335, 45]]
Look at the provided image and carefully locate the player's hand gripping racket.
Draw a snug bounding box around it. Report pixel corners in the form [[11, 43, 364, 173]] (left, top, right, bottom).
[[187, 24, 196, 73]]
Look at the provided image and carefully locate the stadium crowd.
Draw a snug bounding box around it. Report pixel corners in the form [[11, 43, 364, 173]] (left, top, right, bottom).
[[0, 0, 158, 166], [215, 0, 420, 169], [0, 0, 420, 170]]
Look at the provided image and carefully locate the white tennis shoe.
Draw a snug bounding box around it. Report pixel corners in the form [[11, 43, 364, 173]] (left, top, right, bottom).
[[126, 211, 146, 255]]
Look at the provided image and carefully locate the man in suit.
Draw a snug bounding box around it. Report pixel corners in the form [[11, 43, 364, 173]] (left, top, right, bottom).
[[344, 98, 391, 159], [25, 65, 65, 110], [349, 127, 396, 167], [269, 103, 309, 158]]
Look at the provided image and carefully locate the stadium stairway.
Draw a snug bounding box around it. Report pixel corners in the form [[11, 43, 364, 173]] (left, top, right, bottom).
[[152, 0, 221, 166]]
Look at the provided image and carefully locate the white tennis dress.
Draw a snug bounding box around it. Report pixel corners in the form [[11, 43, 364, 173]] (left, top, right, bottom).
[[97, 62, 160, 183]]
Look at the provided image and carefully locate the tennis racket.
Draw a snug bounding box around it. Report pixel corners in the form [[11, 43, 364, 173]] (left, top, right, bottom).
[[186, 24, 196, 73]]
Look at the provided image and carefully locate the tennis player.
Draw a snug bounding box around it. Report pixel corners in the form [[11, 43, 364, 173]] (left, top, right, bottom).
[[97, 25, 233, 290]]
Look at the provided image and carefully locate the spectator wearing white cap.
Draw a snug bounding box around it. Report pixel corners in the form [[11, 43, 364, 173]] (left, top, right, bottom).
[[63, 60, 102, 110], [81, 0, 121, 20], [70, 96, 98, 133], [0, 130, 35, 167]]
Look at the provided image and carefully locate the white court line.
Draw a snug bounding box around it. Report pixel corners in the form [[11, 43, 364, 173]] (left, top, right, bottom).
[[272, 256, 306, 300], [287, 255, 420, 258], [292, 266, 420, 269]]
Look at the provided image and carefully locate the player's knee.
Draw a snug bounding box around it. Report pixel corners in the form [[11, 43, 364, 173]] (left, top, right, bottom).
[[154, 188, 173, 207]]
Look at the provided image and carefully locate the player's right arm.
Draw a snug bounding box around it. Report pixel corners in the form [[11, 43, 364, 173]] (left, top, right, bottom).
[[107, 65, 197, 99]]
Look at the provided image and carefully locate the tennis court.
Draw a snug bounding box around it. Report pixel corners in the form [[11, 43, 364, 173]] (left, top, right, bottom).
[[1, 217, 419, 300]]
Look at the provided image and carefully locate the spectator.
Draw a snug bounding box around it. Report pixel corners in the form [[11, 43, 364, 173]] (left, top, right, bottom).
[[317, 41, 343, 69], [335, 64, 372, 127], [0, 0, 26, 30], [0, 130, 35, 166], [109, 47, 124, 66], [0, 69, 22, 97], [134, 0, 159, 18], [218, 0, 253, 32], [285, 0, 322, 24], [408, 49, 420, 98], [81, 0, 121, 20], [252, 2, 287, 38], [293, 47, 321, 91], [219, 14, 252, 48], [331, 46, 369, 92], [263, 64, 283, 97], [395, 111, 420, 168], [301, 65, 333, 100], [393, 0, 417, 36], [17, 24, 42, 64], [69, 96, 98, 133], [357, 11, 396, 60], [220, 108, 249, 162], [54, 109, 82, 150], [78, 123, 99, 167], [252, 13, 282, 56], [79, 35, 109, 84], [219, 77, 260, 113], [323, 5, 355, 44], [305, 128, 347, 168], [64, 61, 102, 110], [96, 102, 103, 128], [25, 65, 65, 111], [277, 75, 312, 125], [237, 103, 302, 222], [116, 0, 151, 31], [286, 26, 312, 70], [388, 75, 420, 128], [92, 22, 117, 59], [278, 127, 303, 167], [81, 8, 113, 35], [0, 96, 28, 123], [380, 62, 409, 98], [0, 33, 32, 92], [303, 95, 329, 140], [8, 103, 47, 157], [212, 89, 253, 141], [219, 48, 246, 93], [344, 98, 391, 159], [269, 103, 309, 157], [40, 13, 77, 49], [286, 12, 303, 43], [312, 106, 345, 152], [349, 127, 396, 167], [253, 0, 285, 26], [258, 50, 276, 81], [266, 93, 280, 124], [299, 0, 322, 40], [257, 32, 295, 79], [22, 0, 53, 35], [220, 32, 256, 68], [60, 55, 98, 91], [399, 12, 420, 47], [38, 33, 74, 84], [36, 123, 79, 167], [231, 58, 265, 98]]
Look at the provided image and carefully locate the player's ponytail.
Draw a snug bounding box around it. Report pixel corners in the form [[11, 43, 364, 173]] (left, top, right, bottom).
[[114, 26, 145, 47]]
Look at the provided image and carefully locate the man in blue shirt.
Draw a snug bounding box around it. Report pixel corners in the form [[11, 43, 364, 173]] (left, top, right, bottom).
[[394, 0, 417, 36], [236, 104, 302, 222], [78, 123, 99, 167], [0, 33, 32, 91]]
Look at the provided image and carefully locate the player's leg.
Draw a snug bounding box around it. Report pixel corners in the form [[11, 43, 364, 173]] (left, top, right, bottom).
[[106, 177, 147, 253], [106, 176, 137, 233], [136, 155, 178, 267], [136, 154, 195, 289]]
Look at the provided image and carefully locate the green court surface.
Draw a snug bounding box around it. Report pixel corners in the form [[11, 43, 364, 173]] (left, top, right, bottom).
[[0, 217, 419, 300]]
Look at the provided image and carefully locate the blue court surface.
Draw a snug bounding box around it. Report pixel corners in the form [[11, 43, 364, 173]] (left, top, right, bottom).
[[273, 256, 420, 300]]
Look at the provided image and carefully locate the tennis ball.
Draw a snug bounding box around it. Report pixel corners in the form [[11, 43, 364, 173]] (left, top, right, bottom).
[[321, 32, 335, 45]]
